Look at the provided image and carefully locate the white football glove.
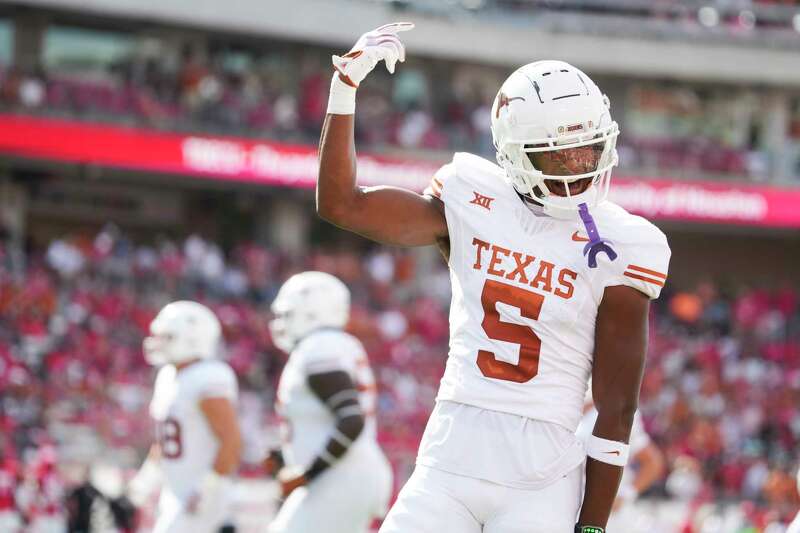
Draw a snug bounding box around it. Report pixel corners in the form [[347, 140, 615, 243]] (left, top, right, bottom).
[[332, 22, 413, 87], [185, 471, 231, 516], [127, 458, 162, 507], [327, 22, 414, 115]]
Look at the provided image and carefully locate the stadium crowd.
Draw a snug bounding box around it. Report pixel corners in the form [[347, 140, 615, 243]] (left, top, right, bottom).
[[0, 36, 790, 182], [0, 227, 799, 530]]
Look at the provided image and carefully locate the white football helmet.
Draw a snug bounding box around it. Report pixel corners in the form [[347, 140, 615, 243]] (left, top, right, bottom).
[[491, 60, 619, 219], [269, 271, 350, 353], [143, 301, 222, 365]]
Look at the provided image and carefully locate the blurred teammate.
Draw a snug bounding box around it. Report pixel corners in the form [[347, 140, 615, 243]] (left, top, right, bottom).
[[267, 271, 393, 533], [128, 301, 242, 533], [576, 395, 665, 532], [317, 23, 671, 532]]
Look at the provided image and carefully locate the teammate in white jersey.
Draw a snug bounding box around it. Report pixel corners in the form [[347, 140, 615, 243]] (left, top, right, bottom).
[[266, 271, 392, 533], [127, 301, 242, 533], [576, 397, 665, 532], [317, 23, 670, 533]]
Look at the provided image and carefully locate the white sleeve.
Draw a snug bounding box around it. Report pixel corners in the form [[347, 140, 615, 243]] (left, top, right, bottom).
[[197, 362, 238, 401], [423, 161, 457, 202], [603, 228, 671, 300]]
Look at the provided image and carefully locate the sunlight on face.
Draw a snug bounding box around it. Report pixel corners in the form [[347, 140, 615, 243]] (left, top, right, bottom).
[[529, 144, 604, 177], [527, 143, 604, 197]]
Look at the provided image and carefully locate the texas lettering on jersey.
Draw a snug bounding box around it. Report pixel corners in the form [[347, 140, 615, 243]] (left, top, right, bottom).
[[471, 237, 578, 300]]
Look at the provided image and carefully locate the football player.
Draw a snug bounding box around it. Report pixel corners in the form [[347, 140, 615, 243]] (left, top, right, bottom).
[[576, 394, 665, 531], [266, 271, 393, 533], [128, 301, 241, 533], [317, 23, 671, 533]]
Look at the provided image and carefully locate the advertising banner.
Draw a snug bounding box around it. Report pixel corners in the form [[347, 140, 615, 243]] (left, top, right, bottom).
[[2, 114, 799, 228]]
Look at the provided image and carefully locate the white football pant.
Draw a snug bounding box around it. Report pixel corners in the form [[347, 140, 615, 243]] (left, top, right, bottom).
[[153, 487, 232, 533], [379, 464, 582, 533], [268, 444, 393, 533]]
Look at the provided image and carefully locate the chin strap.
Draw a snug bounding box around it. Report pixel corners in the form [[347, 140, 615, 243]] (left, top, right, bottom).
[[578, 202, 617, 268]]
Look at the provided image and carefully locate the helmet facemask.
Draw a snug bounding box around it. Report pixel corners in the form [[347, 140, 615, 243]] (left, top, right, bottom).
[[490, 61, 621, 219], [268, 303, 300, 354], [498, 122, 619, 218]]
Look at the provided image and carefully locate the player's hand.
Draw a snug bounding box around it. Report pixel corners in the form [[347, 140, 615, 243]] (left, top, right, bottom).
[[185, 471, 230, 515], [277, 467, 308, 498], [263, 449, 284, 478], [332, 22, 414, 88]]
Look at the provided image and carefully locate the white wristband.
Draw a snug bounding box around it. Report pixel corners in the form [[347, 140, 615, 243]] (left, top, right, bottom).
[[586, 435, 630, 466], [327, 74, 357, 115]]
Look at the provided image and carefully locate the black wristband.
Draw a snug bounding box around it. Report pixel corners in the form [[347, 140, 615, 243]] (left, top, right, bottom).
[[303, 456, 331, 482], [575, 526, 605, 533], [269, 449, 284, 470]]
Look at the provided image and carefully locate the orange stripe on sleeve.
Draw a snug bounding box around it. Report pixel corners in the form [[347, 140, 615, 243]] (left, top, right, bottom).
[[426, 186, 441, 198], [427, 179, 442, 198], [624, 271, 665, 287], [627, 264, 667, 280]]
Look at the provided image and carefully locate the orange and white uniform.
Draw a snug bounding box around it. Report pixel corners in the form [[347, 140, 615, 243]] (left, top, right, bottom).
[[149, 360, 238, 533], [270, 329, 392, 533], [381, 153, 670, 533]]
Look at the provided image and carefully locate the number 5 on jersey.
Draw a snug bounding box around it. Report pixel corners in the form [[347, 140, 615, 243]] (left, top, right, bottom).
[[478, 279, 543, 383]]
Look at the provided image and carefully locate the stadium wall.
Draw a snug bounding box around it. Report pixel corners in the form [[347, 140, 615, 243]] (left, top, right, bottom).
[[11, 0, 800, 86]]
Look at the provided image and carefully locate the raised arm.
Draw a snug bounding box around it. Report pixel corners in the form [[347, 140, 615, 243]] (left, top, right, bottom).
[[577, 285, 650, 530], [316, 23, 447, 247]]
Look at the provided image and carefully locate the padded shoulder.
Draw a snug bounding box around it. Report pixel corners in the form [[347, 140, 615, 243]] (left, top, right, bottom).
[[293, 329, 366, 375], [187, 359, 238, 400], [424, 152, 510, 203], [591, 202, 671, 300]]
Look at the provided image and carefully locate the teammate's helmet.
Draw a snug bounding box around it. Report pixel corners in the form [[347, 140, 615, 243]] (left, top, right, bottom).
[[490, 60, 619, 219], [269, 271, 350, 353], [143, 300, 222, 365]]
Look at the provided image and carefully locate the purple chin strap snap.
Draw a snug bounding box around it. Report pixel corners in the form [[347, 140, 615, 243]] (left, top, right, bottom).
[[578, 203, 617, 269]]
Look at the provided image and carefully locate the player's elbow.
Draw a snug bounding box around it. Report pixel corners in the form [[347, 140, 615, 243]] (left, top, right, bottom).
[[339, 413, 365, 441], [316, 190, 363, 231], [316, 194, 342, 224]]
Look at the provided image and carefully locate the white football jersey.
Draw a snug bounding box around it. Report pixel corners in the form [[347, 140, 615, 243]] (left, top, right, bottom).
[[425, 152, 670, 433], [149, 359, 238, 500], [276, 329, 378, 469]]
